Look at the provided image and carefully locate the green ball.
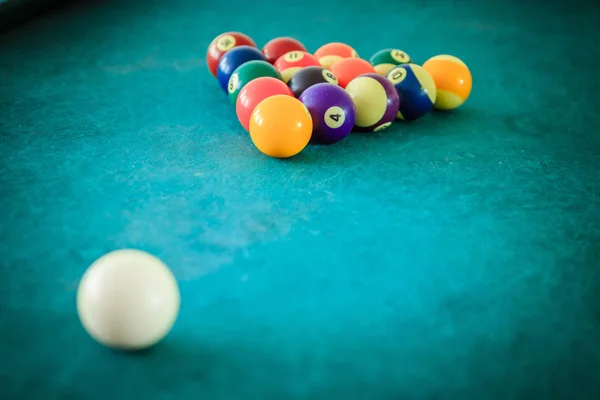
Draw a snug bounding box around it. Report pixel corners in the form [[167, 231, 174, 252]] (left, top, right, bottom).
[[369, 48, 412, 76], [227, 60, 281, 104]]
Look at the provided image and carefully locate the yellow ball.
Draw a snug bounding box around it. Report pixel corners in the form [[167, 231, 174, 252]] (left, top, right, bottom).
[[249, 95, 313, 158]]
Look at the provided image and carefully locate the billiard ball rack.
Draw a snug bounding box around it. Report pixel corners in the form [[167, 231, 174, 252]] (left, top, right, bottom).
[[207, 32, 472, 158]]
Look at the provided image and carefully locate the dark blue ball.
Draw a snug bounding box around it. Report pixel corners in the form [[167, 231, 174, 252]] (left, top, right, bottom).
[[216, 46, 266, 93], [387, 64, 436, 121]]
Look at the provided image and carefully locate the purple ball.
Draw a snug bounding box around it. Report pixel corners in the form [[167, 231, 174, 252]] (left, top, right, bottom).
[[298, 83, 356, 144], [345, 73, 400, 132]]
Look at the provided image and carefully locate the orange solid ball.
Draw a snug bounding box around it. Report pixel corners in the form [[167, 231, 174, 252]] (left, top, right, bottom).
[[331, 58, 376, 88], [249, 95, 313, 158], [236, 77, 294, 132]]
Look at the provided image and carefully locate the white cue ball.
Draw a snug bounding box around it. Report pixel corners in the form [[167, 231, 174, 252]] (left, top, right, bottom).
[[76, 249, 181, 351]]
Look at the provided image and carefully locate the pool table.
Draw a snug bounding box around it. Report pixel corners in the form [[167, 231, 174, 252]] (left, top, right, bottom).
[[1, 0, 600, 398]]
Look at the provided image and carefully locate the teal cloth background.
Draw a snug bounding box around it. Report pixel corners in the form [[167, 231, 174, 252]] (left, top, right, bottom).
[[1, 0, 599, 398]]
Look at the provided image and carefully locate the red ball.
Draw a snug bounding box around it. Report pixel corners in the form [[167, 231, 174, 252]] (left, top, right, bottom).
[[262, 37, 307, 65], [236, 77, 294, 132], [274, 51, 320, 83], [206, 32, 256, 77]]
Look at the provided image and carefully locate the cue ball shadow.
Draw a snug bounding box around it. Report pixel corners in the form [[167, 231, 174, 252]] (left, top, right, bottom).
[[92, 338, 293, 394]]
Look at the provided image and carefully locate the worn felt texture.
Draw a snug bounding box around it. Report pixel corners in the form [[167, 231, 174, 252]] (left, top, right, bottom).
[[1, 0, 600, 398]]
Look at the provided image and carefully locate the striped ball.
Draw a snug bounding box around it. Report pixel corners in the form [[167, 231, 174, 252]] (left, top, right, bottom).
[[369, 48, 412, 77], [345, 73, 399, 132], [387, 63, 436, 121], [422, 55, 472, 110]]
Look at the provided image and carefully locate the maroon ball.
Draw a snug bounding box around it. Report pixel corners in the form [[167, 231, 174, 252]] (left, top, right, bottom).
[[299, 83, 356, 145], [345, 73, 400, 132]]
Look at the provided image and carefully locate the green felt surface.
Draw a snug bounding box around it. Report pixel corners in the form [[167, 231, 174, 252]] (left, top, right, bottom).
[[1, 0, 600, 398]]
